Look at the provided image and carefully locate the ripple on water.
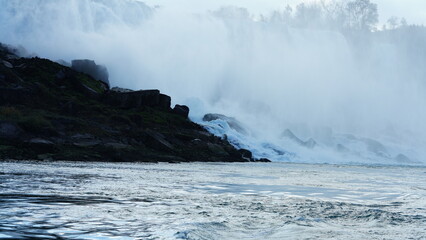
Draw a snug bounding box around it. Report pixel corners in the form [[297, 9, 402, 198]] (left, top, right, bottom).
[[0, 161, 425, 240]]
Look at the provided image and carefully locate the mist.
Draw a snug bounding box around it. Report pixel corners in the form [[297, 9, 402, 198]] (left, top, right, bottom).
[[1, 0, 425, 164]]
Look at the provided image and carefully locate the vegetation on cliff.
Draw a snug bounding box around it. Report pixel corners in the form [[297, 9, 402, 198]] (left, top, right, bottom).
[[0, 44, 263, 162]]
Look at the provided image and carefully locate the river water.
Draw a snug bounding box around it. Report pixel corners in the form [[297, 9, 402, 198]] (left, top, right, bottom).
[[0, 161, 425, 240]]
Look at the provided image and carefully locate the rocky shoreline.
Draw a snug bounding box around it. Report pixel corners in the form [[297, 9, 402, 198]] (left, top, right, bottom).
[[0, 44, 268, 163]]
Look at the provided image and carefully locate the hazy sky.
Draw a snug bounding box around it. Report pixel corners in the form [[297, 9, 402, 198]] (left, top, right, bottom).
[[143, 0, 426, 25]]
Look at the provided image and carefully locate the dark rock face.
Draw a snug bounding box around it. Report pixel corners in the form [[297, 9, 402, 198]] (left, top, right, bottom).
[[0, 87, 34, 105], [159, 94, 171, 110], [0, 121, 23, 140], [71, 59, 110, 88], [2, 60, 13, 68], [238, 149, 252, 161], [60, 101, 83, 115], [0, 43, 254, 163], [172, 105, 190, 118], [105, 89, 171, 110], [257, 158, 272, 162], [144, 129, 174, 152]]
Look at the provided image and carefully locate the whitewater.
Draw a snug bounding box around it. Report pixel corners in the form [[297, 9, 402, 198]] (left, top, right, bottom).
[[1, 0, 425, 166]]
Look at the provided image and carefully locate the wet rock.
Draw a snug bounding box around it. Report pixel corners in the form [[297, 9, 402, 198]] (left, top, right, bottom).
[[281, 129, 316, 149], [304, 138, 317, 149], [56, 59, 71, 67], [361, 138, 389, 158], [0, 43, 253, 163], [336, 144, 349, 153], [172, 105, 190, 118], [71, 59, 110, 88], [37, 153, 54, 161], [0, 121, 23, 140], [0, 87, 34, 105], [81, 83, 101, 98], [395, 154, 411, 163], [104, 142, 132, 150], [73, 140, 102, 147], [106, 89, 171, 110], [281, 129, 303, 144], [15, 63, 26, 69], [256, 158, 272, 162], [149, 155, 187, 163], [159, 94, 171, 110], [28, 138, 54, 145], [71, 133, 94, 140], [207, 143, 229, 157], [203, 113, 248, 135], [6, 54, 19, 60], [2, 60, 13, 69], [111, 87, 133, 93], [55, 70, 66, 80], [60, 101, 82, 115], [26, 138, 56, 153], [238, 149, 253, 161], [191, 138, 203, 145], [144, 129, 174, 152]]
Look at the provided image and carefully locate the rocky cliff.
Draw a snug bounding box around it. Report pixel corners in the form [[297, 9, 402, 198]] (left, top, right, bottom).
[[0, 43, 264, 162]]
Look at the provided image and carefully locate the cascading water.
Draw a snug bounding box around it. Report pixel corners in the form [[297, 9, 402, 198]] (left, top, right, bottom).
[[1, 0, 425, 165]]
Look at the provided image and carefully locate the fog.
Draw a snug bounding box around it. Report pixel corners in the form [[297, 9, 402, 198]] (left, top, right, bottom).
[[1, 0, 425, 163], [143, 0, 426, 25]]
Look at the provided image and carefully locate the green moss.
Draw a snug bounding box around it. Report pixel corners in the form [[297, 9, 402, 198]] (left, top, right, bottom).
[[76, 74, 105, 94], [0, 106, 22, 119], [18, 114, 52, 132], [0, 145, 12, 151]]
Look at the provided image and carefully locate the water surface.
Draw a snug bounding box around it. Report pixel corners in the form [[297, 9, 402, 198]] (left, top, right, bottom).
[[0, 161, 425, 239]]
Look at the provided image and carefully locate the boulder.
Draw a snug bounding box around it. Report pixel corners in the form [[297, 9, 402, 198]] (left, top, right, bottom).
[[256, 158, 272, 162], [237, 149, 253, 161], [172, 105, 190, 118], [159, 94, 171, 110], [0, 87, 34, 105], [395, 154, 411, 163], [28, 138, 54, 145], [336, 144, 349, 153], [203, 113, 247, 135], [56, 59, 71, 67], [55, 70, 66, 80], [2, 60, 13, 69], [60, 101, 83, 115], [71, 59, 110, 88], [304, 138, 317, 149], [73, 140, 102, 147], [105, 89, 171, 110], [26, 138, 56, 153], [143, 129, 174, 152], [0, 121, 23, 140], [111, 87, 133, 93], [361, 138, 389, 158], [281, 129, 316, 149], [207, 143, 229, 157], [104, 142, 132, 150]]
